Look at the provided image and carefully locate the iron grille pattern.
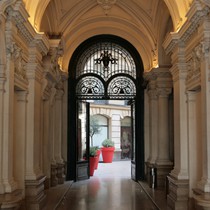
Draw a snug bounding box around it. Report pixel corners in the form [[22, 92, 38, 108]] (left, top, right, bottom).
[[76, 42, 136, 99]]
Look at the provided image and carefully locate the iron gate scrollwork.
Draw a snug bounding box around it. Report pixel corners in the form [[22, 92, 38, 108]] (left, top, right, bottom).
[[76, 41, 137, 99]]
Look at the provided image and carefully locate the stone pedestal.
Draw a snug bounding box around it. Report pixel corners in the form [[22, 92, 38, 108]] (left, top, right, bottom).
[[51, 164, 58, 187], [193, 189, 210, 210], [57, 163, 65, 184], [155, 164, 173, 189], [167, 175, 189, 210], [25, 176, 46, 210], [145, 162, 154, 184], [0, 189, 22, 210]]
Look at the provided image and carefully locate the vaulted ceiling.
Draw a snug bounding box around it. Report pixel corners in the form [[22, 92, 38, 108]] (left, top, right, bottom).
[[22, 0, 193, 72]]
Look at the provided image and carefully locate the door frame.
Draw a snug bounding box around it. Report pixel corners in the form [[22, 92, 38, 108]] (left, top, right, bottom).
[[67, 35, 145, 181]]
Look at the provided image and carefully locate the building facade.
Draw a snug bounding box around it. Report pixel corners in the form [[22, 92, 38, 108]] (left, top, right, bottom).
[[0, 0, 210, 209]]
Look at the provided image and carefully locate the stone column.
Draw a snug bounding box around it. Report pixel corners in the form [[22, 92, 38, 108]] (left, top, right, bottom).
[[62, 78, 68, 175], [55, 89, 65, 184], [190, 17, 210, 210], [0, 78, 5, 194], [0, 14, 6, 193], [144, 90, 150, 164], [167, 45, 189, 210], [42, 83, 51, 189], [1, 20, 17, 193], [147, 77, 158, 165], [144, 72, 159, 183], [13, 91, 27, 195], [156, 87, 172, 164], [197, 41, 210, 192], [25, 46, 46, 210], [50, 87, 58, 187], [155, 87, 173, 187], [186, 91, 198, 197]]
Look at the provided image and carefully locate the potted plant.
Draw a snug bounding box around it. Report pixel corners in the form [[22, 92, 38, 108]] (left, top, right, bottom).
[[89, 146, 98, 176], [101, 139, 115, 163], [94, 146, 101, 170]]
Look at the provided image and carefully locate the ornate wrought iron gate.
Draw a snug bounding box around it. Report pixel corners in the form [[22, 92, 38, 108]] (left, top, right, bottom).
[[67, 35, 145, 181], [75, 41, 137, 100]]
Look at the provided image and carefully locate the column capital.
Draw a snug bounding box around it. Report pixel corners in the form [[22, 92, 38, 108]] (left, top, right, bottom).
[[55, 89, 64, 100], [157, 88, 172, 97], [186, 90, 198, 102], [147, 89, 158, 100], [15, 90, 28, 102]]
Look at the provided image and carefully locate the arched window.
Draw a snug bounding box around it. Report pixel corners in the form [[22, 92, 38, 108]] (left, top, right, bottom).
[[76, 42, 136, 99]]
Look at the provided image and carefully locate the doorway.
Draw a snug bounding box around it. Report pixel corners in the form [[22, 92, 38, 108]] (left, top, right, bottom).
[[67, 35, 145, 182]]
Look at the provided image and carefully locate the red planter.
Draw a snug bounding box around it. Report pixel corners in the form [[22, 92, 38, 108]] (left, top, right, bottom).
[[101, 147, 115, 163], [95, 149, 101, 169], [89, 156, 97, 176]]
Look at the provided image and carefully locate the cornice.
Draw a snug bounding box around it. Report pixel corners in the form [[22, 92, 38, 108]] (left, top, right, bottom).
[[0, 0, 16, 15], [153, 67, 172, 79], [35, 34, 49, 56], [5, 1, 49, 56], [163, 1, 210, 55], [163, 32, 180, 55], [200, 0, 210, 9], [144, 67, 172, 82]]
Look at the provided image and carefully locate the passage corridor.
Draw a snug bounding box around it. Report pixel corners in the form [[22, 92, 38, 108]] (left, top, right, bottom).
[[49, 161, 161, 210]]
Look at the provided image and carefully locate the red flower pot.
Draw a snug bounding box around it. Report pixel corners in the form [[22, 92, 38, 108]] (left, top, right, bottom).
[[101, 147, 115, 163], [89, 156, 97, 176], [95, 149, 101, 169]]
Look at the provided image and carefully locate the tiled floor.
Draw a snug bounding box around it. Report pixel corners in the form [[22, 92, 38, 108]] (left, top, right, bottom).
[[44, 161, 167, 210]]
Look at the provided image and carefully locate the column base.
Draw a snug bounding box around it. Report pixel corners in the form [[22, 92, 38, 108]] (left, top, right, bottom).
[[25, 176, 46, 210], [167, 174, 189, 210], [3, 180, 17, 194], [0, 189, 22, 210], [57, 163, 65, 185], [0, 184, 5, 194], [193, 188, 210, 210], [51, 164, 58, 187], [155, 163, 173, 189]]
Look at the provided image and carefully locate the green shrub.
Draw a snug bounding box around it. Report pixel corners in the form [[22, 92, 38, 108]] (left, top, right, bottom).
[[102, 139, 114, 147], [89, 146, 98, 157]]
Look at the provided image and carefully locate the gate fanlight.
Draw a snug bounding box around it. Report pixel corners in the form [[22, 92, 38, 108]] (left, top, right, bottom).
[[76, 42, 136, 99]]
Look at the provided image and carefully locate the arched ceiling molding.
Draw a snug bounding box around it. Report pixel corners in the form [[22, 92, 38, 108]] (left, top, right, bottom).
[[40, 0, 62, 33], [44, 0, 158, 47], [51, 3, 158, 71], [37, 0, 95, 32], [58, 1, 97, 33], [23, 0, 193, 33], [116, 1, 157, 45], [163, 0, 192, 31], [22, 0, 42, 28], [62, 22, 153, 73], [34, 0, 51, 31], [59, 12, 157, 52]]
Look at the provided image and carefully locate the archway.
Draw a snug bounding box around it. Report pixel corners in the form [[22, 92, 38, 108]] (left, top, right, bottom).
[[67, 35, 145, 182]]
